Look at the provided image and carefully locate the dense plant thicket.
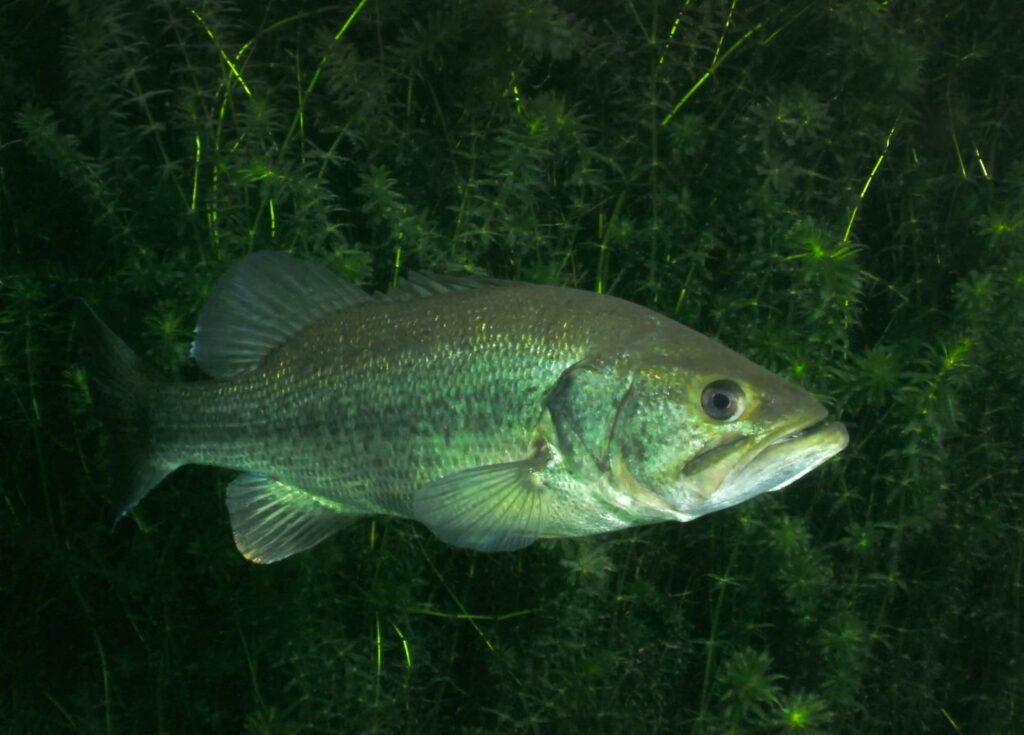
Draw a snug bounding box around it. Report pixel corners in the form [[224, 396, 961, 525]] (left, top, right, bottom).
[[1, 0, 1021, 732]]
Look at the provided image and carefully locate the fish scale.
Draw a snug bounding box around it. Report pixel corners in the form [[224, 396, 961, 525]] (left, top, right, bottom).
[[76, 251, 848, 562], [159, 295, 577, 508]]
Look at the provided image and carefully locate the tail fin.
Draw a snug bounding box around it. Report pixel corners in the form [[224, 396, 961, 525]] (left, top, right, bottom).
[[75, 299, 174, 522]]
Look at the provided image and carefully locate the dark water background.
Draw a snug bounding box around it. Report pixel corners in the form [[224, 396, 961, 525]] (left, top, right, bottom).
[[1, 1, 1021, 732]]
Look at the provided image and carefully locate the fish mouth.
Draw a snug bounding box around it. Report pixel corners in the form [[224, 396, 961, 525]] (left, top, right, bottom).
[[770, 417, 847, 448], [675, 413, 848, 519], [682, 410, 846, 481], [665, 407, 849, 522], [723, 417, 849, 499]]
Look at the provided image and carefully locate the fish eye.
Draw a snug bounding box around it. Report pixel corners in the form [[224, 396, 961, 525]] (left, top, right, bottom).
[[701, 380, 745, 421]]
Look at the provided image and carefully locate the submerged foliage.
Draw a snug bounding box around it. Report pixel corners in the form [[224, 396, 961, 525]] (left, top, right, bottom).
[[1, 0, 1022, 732]]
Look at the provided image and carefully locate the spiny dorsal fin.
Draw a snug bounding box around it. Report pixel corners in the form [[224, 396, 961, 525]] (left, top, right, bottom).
[[379, 271, 524, 302], [192, 251, 371, 379]]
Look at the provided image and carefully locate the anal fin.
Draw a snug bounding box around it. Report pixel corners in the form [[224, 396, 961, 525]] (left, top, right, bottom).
[[226, 474, 361, 563]]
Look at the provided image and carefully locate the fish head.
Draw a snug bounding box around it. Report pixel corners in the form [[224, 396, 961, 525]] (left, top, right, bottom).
[[606, 327, 849, 522]]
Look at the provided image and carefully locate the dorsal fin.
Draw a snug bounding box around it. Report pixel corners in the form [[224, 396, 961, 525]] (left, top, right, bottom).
[[192, 251, 371, 379], [379, 271, 524, 302]]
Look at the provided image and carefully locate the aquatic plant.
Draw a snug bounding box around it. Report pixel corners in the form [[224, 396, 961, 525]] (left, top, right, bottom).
[[1, 0, 1021, 732]]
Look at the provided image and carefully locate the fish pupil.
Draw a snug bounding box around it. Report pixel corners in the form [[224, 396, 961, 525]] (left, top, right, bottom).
[[701, 380, 744, 421]]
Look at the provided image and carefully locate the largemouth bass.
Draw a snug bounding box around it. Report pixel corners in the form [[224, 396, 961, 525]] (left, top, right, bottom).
[[77, 251, 848, 562]]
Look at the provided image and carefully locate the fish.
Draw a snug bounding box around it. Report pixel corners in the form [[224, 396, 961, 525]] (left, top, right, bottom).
[[76, 251, 849, 563]]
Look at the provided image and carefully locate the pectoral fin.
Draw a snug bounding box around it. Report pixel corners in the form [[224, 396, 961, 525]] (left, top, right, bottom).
[[411, 457, 553, 552], [226, 474, 361, 563]]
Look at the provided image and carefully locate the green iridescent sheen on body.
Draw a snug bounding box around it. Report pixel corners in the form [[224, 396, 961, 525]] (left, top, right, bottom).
[[78, 251, 846, 561]]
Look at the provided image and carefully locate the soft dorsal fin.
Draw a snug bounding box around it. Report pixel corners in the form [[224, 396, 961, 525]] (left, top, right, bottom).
[[192, 251, 371, 379]]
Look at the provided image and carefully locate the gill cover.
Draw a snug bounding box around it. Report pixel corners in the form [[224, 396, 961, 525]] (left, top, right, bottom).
[[544, 356, 634, 479]]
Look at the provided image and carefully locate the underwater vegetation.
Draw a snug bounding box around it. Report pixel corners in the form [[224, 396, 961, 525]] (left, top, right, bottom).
[[0, 0, 1021, 732]]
